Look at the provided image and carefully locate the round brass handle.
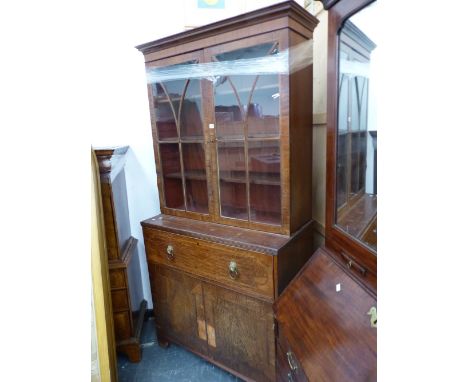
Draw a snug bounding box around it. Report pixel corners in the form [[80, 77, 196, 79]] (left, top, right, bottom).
[[228, 261, 239, 279], [166, 245, 174, 261]]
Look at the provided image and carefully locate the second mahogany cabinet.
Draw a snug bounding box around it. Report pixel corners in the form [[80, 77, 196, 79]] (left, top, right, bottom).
[[138, 2, 318, 381]]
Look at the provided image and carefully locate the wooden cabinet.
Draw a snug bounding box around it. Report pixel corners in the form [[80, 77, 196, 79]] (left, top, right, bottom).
[[95, 146, 147, 363], [274, 1, 378, 381], [142, 214, 314, 381], [147, 260, 276, 380], [275, 249, 377, 381], [137, 2, 318, 381]]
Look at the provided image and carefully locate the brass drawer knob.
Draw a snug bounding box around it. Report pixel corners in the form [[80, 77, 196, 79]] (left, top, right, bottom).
[[166, 245, 174, 261], [228, 261, 239, 279]]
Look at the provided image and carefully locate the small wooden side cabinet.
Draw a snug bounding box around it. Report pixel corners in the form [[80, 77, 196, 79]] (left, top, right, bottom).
[[95, 146, 147, 363]]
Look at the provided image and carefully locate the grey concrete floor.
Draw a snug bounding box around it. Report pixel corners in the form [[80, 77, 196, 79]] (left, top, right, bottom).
[[117, 318, 241, 382]]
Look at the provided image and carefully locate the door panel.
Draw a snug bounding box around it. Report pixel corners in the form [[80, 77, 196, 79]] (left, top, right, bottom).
[[205, 31, 287, 233], [152, 264, 209, 355], [146, 51, 211, 217], [203, 283, 276, 381]]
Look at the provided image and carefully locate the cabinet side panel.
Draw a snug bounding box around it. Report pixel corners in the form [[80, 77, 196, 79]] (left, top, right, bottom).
[[276, 221, 315, 296], [100, 182, 120, 260], [289, 31, 313, 233], [112, 171, 132, 253]]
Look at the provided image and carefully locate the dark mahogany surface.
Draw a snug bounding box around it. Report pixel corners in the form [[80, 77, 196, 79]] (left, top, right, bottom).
[[275, 248, 377, 381]]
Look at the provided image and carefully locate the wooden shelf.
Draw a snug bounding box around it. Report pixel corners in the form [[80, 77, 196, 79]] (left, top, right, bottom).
[[219, 172, 280, 186], [154, 94, 202, 104], [216, 135, 280, 141], [165, 170, 207, 181], [158, 138, 205, 144]]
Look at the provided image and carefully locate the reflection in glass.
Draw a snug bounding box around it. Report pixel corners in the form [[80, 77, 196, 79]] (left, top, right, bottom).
[[213, 42, 281, 224], [336, 5, 377, 251]]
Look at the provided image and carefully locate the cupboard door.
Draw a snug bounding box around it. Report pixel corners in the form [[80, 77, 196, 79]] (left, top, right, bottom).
[[207, 32, 286, 230], [152, 264, 209, 355], [203, 283, 276, 381], [147, 52, 211, 216]]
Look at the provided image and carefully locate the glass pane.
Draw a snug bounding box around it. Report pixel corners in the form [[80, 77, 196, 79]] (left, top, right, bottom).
[[215, 42, 276, 61], [180, 79, 204, 140], [248, 140, 281, 225], [214, 75, 253, 139], [213, 42, 279, 141], [336, 131, 348, 209], [248, 74, 280, 138], [160, 143, 184, 209], [336, 3, 378, 252], [217, 141, 247, 219], [182, 143, 208, 213], [213, 42, 281, 225], [153, 82, 178, 141]]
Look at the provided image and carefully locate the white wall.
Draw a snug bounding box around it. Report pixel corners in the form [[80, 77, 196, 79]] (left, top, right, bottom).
[[90, 0, 301, 308], [89, 1, 188, 308]]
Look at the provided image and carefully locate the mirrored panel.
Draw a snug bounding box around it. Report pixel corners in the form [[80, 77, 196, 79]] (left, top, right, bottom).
[[336, 4, 378, 251]]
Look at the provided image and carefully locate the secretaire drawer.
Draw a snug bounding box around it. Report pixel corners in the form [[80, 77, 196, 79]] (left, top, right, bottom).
[[143, 228, 274, 300]]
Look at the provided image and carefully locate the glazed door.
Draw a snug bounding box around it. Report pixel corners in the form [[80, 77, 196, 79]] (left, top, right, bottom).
[[205, 31, 289, 234], [203, 283, 276, 381], [150, 264, 209, 355], [146, 51, 213, 219]]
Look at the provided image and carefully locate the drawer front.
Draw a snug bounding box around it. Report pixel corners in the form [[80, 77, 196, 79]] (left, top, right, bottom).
[[109, 269, 127, 289], [144, 228, 274, 299], [113, 311, 132, 341], [111, 289, 130, 311]]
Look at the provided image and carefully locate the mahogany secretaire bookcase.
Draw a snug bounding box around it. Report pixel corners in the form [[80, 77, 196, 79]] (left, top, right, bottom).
[[137, 2, 318, 380]]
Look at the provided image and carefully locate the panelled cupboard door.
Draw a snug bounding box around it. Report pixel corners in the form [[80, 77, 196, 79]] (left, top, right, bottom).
[[152, 264, 209, 356], [146, 51, 213, 220], [205, 30, 289, 235], [203, 283, 276, 382]]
